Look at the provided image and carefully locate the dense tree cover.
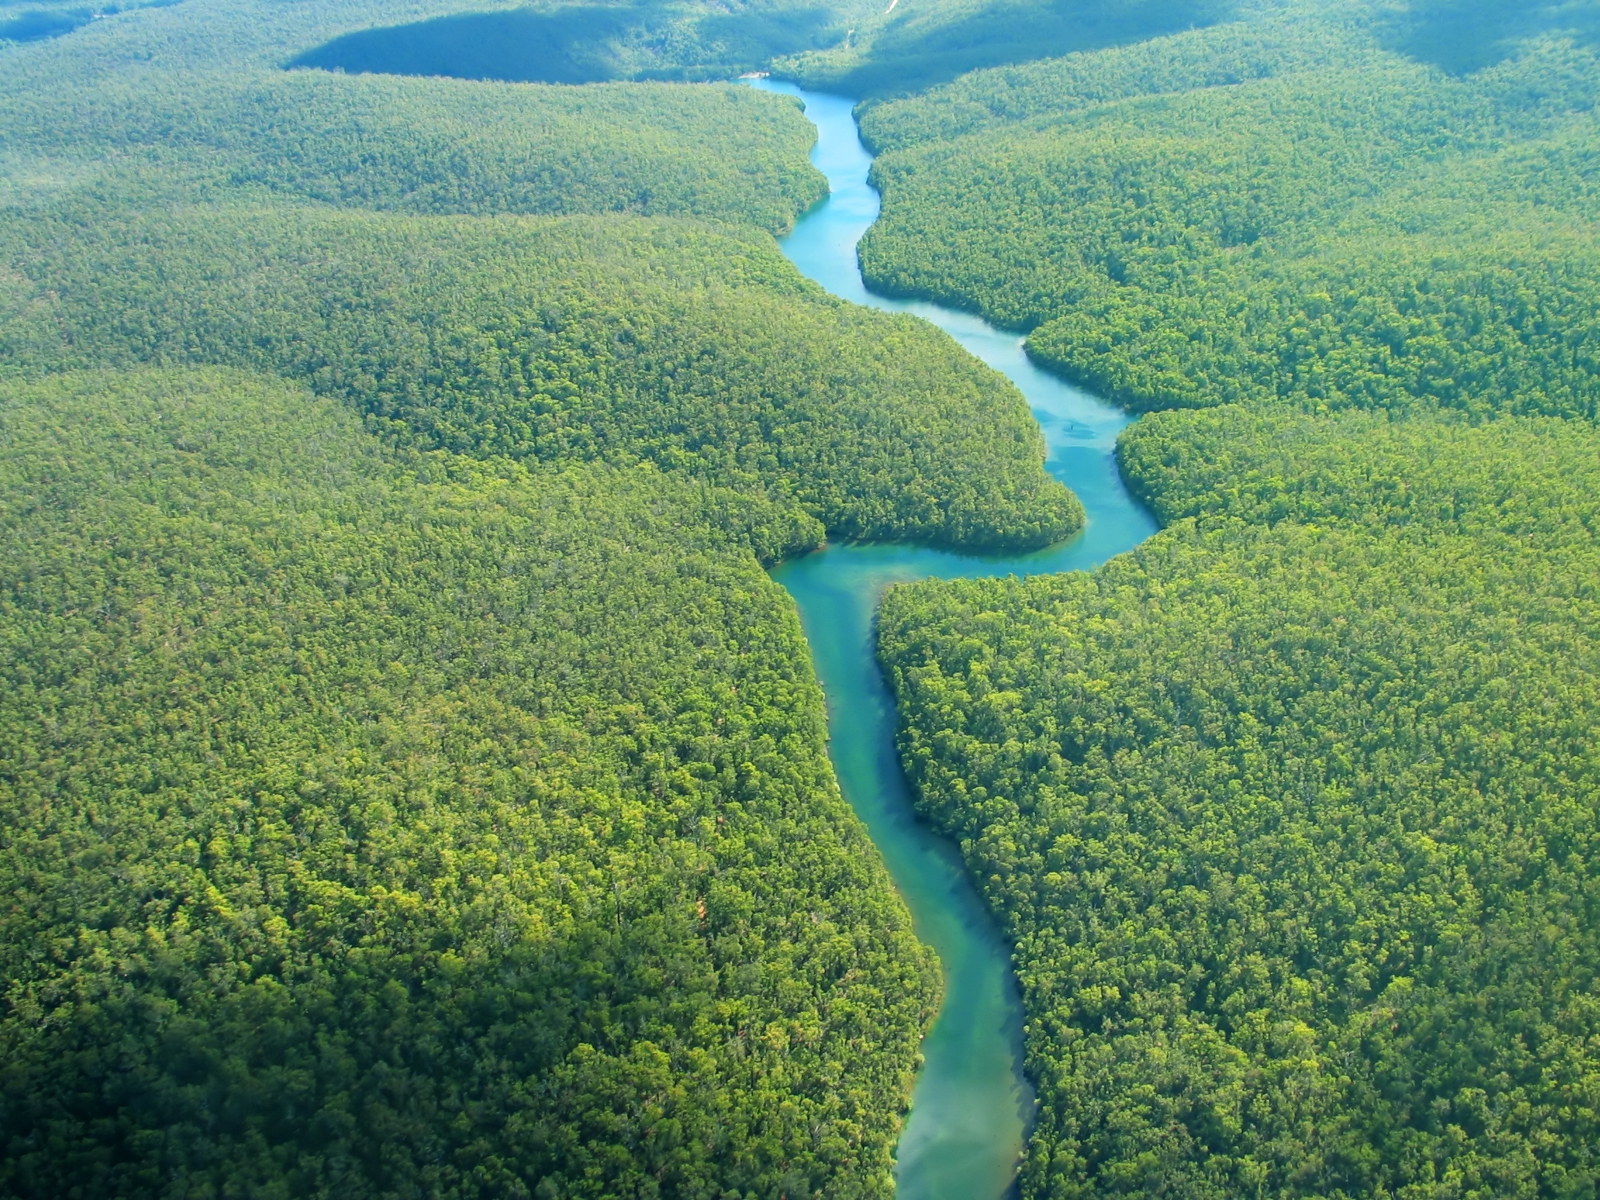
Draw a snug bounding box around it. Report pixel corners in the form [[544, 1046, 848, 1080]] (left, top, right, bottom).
[[1119, 404, 1600, 540], [0, 71, 827, 234], [855, 4, 1361, 154], [859, 5, 1600, 1195], [879, 407, 1600, 1197], [0, 0, 1106, 1189], [288, 0, 852, 85], [0, 367, 941, 1198], [0, 8, 89, 42], [0, 0, 838, 237], [0, 0, 177, 45], [779, 0, 1232, 100], [0, 0, 868, 83], [0, 206, 1080, 550], [857, 3, 1600, 419], [0, 0, 530, 75]]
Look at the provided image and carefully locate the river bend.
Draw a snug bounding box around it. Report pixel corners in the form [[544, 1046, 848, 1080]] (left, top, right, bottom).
[[748, 81, 1159, 1200]]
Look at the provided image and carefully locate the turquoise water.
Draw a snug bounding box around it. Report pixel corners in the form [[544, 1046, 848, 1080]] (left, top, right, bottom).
[[748, 80, 1159, 1199]]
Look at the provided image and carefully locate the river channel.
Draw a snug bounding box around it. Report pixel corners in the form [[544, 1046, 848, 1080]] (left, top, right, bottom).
[[746, 81, 1159, 1198]]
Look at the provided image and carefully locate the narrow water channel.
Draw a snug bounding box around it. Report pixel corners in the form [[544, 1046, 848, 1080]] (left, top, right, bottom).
[[747, 81, 1160, 1199]]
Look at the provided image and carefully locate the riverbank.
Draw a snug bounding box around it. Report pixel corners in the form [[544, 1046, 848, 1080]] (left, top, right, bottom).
[[747, 79, 1158, 1200]]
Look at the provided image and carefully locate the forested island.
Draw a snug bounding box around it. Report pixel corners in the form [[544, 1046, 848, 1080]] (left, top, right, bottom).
[[5, 0, 1600, 1196]]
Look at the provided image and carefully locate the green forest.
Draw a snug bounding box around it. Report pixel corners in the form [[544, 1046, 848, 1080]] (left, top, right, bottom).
[[882, 405, 1600, 1196], [858, 0, 1600, 418], [0, 0, 1079, 1193], [9, 0, 1600, 1194], [0, 207, 1078, 549], [2, 367, 933, 1197], [868, 1, 1600, 1194]]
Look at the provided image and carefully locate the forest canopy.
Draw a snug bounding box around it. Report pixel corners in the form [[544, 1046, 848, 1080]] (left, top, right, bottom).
[[866, 14, 1600, 1193], [14, 0, 1600, 1194], [0, 206, 1080, 550], [857, 1, 1600, 419], [881, 406, 1600, 1197], [288, 0, 849, 84], [0, 367, 937, 1198], [0, 0, 1087, 1191], [780, 0, 1235, 99]]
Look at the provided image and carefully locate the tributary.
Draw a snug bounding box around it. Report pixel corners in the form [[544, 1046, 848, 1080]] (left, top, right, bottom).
[[747, 81, 1159, 1199]]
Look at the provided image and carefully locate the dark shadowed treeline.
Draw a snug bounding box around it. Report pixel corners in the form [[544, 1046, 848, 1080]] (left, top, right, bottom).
[[781, 0, 1234, 99]]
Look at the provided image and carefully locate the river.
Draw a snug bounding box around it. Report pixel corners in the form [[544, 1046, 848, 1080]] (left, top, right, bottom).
[[746, 80, 1159, 1199]]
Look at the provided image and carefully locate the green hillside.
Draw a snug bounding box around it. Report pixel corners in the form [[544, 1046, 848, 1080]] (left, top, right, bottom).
[[0, 0, 1086, 1191], [0, 73, 828, 233], [0, 206, 1080, 550], [286, 0, 858, 85], [857, 3, 1600, 418], [0, 368, 936, 1198], [781, 0, 1234, 99], [881, 407, 1600, 1196], [16, 0, 1600, 1193], [864, 5, 1600, 1192]]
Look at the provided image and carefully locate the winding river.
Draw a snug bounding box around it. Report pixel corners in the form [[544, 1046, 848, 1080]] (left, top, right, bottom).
[[746, 81, 1159, 1199]]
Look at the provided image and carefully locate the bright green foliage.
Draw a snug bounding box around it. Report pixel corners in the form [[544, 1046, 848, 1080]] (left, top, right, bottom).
[[1, 207, 1080, 550], [1119, 403, 1600, 538], [857, 7, 1600, 418], [0, 0, 859, 76], [0, 368, 938, 1199], [0, 72, 826, 234], [880, 411, 1600, 1197], [0, 0, 1099, 1186], [0, 0, 846, 235], [870, 6, 1600, 1193]]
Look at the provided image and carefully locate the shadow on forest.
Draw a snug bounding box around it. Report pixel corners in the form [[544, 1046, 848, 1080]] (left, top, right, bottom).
[[827, 0, 1236, 97], [288, 2, 839, 84], [1385, 0, 1600, 74]]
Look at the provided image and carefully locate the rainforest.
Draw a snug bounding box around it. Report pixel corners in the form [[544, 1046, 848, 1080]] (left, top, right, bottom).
[[3, 0, 1600, 1197]]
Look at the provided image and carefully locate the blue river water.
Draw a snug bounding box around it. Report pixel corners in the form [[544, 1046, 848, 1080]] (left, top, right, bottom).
[[747, 80, 1159, 1199]]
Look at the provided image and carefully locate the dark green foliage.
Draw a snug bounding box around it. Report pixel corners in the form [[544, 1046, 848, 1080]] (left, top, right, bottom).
[[855, 8, 1357, 154], [879, 409, 1600, 1197], [0, 0, 177, 45], [856, 7, 1600, 419], [688, 5, 841, 77], [0, 367, 938, 1199], [1384, 0, 1600, 76], [781, 0, 1233, 100], [289, 5, 644, 83], [289, 1, 844, 85], [0, 206, 1081, 550], [0, 8, 87, 41]]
